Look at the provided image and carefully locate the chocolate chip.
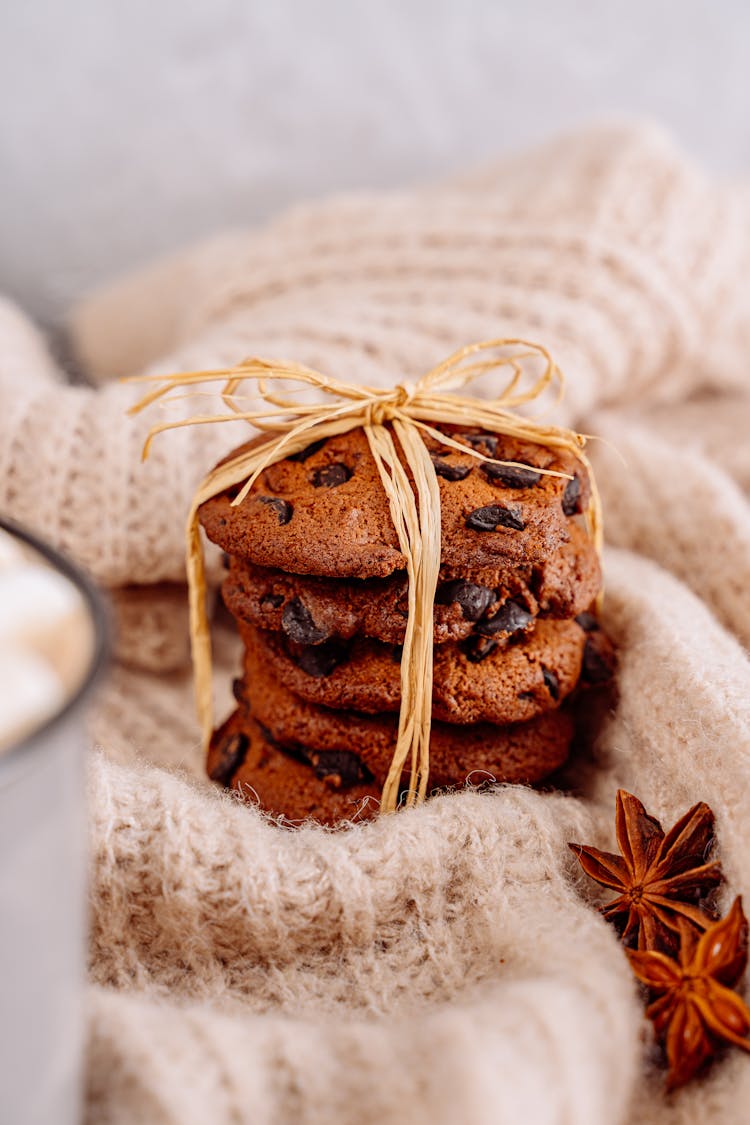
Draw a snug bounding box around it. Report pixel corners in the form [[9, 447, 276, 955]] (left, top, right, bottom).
[[517, 690, 535, 701], [581, 636, 614, 685], [459, 432, 498, 457], [437, 580, 496, 621], [281, 598, 329, 644], [221, 552, 231, 570], [288, 438, 327, 462], [259, 496, 293, 524], [295, 639, 348, 677], [476, 599, 534, 637], [231, 677, 245, 704], [462, 635, 498, 663], [311, 463, 352, 488], [257, 723, 281, 749], [542, 666, 560, 700], [466, 504, 525, 532], [260, 592, 285, 611], [431, 456, 472, 482], [208, 731, 249, 787], [562, 474, 581, 516], [575, 611, 600, 633], [481, 462, 542, 489], [267, 733, 373, 788], [310, 750, 374, 789]]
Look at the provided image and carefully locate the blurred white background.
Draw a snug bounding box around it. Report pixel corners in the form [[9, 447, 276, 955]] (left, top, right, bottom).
[[1, 0, 748, 325]]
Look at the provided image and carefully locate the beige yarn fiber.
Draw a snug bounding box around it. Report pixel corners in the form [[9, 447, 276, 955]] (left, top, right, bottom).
[[2, 121, 750, 1123]]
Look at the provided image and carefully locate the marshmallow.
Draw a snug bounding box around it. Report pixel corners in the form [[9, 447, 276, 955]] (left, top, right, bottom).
[[0, 528, 93, 751], [0, 566, 82, 647], [0, 649, 66, 752], [0, 531, 23, 572]]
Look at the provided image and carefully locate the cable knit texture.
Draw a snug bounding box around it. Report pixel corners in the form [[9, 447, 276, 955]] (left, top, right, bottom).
[[2, 122, 750, 1123]]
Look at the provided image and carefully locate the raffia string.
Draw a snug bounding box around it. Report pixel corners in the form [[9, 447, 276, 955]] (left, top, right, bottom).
[[129, 338, 601, 814]]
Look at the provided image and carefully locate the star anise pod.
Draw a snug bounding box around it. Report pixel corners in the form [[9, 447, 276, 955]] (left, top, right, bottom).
[[628, 897, 750, 1089], [569, 790, 722, 952]]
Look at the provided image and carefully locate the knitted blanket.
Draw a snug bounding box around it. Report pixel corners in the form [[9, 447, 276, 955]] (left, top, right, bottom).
[[2, 121, 750, 1124]]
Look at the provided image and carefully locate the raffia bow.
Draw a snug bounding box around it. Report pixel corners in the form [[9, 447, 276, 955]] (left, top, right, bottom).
[[130, 338, 601, 815]]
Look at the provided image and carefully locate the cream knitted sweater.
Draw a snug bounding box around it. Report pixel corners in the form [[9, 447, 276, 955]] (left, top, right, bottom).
[[2, 122, 750, 1124]]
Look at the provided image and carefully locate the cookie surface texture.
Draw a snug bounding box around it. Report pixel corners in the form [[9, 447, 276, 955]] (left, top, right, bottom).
[[241, 617, 587, 724], [198, 426, 590, 578], [240, 644, 575, 787], [221, 521, 600, 644]]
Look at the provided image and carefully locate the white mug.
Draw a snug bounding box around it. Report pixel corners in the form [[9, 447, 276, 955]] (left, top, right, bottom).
[[0, 518, 107, 1125]]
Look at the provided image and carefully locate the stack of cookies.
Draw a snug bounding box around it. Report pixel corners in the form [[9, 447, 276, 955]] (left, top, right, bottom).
[[198, 424, 613, 825]]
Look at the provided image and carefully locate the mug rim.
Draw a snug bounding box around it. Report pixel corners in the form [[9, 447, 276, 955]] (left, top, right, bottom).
[[0, 516, 108, 771]]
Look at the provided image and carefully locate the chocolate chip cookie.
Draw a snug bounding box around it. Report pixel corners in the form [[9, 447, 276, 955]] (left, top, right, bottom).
[[207, 710, 380, 825], [240, 616, 586, 724], [198, 425, 591, 579], [222, 521, 600, 645], [239, 642, 575, 786]]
